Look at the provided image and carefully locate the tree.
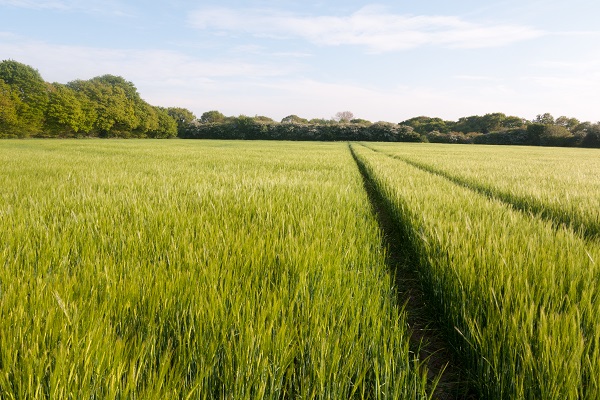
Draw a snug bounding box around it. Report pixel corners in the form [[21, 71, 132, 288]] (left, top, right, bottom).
[[401, 116, 450, 134], [480, 113, 507, 133], [200, 110, 226, 124], [0, 60, 49, 135], [253, 115, 274, 122], [503, 115, 527, 129], [309, 118, 336, 125], [45, 83, 86, 136], [0, 78, 20, 136], [281, 114, 308, 124], [167, 107, 197, 128], [150, 107, 177, 138], [350, 118, 372, 126], [334, 111, 354, 123], [540, 125, 573, 146], [534, 113, 555, 125], [68, 77, 139, 136], [132, 100, 160, 137], [555, 116, 580, 131], [581, 123, 600, 148]]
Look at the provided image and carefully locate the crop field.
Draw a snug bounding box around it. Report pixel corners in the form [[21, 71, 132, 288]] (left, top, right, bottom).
[[352, 143, 600, 399], [1, 139, 600, 399], [0, 140, 431, 399], [365, 143, 600, 240]]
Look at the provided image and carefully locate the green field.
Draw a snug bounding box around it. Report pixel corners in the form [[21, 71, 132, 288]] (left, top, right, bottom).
[[1, 140, 600, 399]]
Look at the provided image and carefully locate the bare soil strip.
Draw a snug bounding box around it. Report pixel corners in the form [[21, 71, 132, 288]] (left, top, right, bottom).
[[349, 144, 477, 400]]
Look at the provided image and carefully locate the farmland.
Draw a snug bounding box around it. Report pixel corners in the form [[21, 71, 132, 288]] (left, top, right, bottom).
[[0, 140, 430, 399], [1, 140, 600, 399], [364, 143, 600, 240], [352, 143, 600, 399]]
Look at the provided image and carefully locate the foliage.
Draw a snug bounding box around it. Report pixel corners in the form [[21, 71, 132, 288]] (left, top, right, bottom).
[[182, 118, 422, 142], [534, 112, 555, 125], [167, 107, 197, 130], [581, 123, 600, 148], [400, 116, 451, 134], [1, 59, 598, 145], [350, 118, 372, 126], [199, 110, 226, 124], [426, 131, 481, 144], [0, 59, 49, 135], [281, 114, 308, 124], [44, 83, 87, 136], [0, 60, 178, 138], [0, 78, 20, 137]]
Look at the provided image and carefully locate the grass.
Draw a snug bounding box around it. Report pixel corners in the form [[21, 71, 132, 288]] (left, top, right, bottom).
[[364, 142, 600, 241], [0, 140, 431, 399], [5, 138, 599, 399], [351, 143, 600, 399]]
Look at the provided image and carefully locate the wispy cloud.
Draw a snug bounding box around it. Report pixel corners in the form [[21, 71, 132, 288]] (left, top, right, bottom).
[[454, 75, 495, 81], [188, 5, 544, 52], [0, 0, 134, 16], [0, 37, 293, 83], [0, 0, 69, 10]]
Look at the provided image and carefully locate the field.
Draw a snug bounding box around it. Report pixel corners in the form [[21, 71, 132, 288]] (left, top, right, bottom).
[[1, 140, 600, 399]]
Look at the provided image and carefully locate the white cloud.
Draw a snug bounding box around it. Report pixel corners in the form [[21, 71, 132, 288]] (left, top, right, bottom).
[[0, 36, 293, 83], [454, 75, 495, 81], [0, 0, 134, 16], [188, 6, 544, 52], [0, 34, 302, 116], [0, 0, 69, 10]]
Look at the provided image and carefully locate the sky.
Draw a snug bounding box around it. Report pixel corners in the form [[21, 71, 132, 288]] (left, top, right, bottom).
[[1, 0, 599, 123]]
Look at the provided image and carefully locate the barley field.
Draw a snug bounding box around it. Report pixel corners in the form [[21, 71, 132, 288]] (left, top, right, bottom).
[[1, 139, 600, 399], [365, 142, 600, 240], [0, 140, 430, 399], [352, 142, 600, 399]]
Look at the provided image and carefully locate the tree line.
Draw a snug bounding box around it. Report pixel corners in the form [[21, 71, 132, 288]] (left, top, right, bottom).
[[0, 60, 187, 138], [183, 110, 600, 147], [1, 60, 599, 147]]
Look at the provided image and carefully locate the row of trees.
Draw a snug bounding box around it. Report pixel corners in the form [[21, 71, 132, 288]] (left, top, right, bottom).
[[0, 60, 188, 138], [180, 115, 421, 142], [399, 114, 600, 147], [1, 60, 599, 147], [185, 111, 600, 147]]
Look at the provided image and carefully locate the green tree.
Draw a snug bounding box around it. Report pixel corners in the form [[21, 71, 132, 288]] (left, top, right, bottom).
[[350, 118, 372, 126], [281, 114, 308, 124], [132, 101, 160, 137], [0, 79, 20, 136], [308, 118, 336, 125], [167, 107, 197, 129], [150, 107, 177, 138], [400, 116, 449, 134], [68, 77, 139, 136], [534, 113, 555, 125], [45, 83, 86, 136], [581, 123, 600, 148], [0, 60, 49, 135], [480, 113, 507, 133], [503, 115, 527, 129], [540, 125, 573, 146], [253, 115, 274, 122], [200, 110, 226, 124], [555, 116, 580, 131]]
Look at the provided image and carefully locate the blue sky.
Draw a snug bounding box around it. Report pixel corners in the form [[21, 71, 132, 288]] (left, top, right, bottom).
[[1, 0, 599, 123]]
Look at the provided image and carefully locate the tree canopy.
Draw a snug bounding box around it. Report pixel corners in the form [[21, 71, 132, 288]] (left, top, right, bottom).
[[1, 60, 598, 147], [0, 60, 193, 138]]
